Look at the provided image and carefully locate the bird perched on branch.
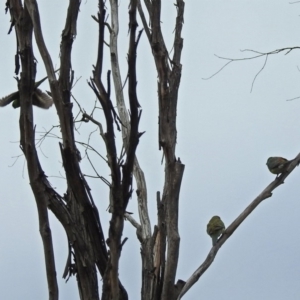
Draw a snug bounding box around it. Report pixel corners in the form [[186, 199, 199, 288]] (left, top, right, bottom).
[[266, 157, 290, 176], [207, 216, 225, 246], [0, 75, 53, 109]]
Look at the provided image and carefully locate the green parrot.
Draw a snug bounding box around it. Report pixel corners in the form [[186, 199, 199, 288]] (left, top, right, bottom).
[[0, 75, 53, 109], [266, 157, 290, 176], [207, 216, 225, 246]]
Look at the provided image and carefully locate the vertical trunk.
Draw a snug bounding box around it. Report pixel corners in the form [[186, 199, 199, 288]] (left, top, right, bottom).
[[138, 1, 185, 299], [9, 1, 59, 299]]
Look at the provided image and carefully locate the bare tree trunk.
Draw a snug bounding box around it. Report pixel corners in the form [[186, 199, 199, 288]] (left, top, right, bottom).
[[138, 1, 185, 299], [8, 1, 59, 299], [108, 1, 153, 298], [89, 1, 142, 299]]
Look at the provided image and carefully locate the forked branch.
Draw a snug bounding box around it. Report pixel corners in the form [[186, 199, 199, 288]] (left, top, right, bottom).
[[203, 46, 300, 92]]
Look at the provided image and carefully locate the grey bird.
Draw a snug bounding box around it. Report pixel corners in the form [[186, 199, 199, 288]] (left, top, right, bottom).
[[0, 75, 53, 109]]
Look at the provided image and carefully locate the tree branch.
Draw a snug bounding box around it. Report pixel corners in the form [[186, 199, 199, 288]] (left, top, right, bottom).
[[177, 153, 300, 299], [203, 47, 300, 91]]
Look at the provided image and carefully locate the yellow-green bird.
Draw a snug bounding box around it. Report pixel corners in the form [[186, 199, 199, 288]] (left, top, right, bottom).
[[266, 157, 290, 176], [0, 75, 54, 109], [207, 216, 225, 246]]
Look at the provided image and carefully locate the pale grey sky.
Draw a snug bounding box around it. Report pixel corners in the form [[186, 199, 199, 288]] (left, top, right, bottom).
[[0, 1, 299, 299]]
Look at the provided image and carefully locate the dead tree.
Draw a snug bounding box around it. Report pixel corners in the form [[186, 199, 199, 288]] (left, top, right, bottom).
[[4, 0, 300, 299], [4, 0, 185, 299]]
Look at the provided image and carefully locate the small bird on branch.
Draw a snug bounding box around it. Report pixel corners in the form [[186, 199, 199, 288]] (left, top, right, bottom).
[[207, 216, 225, 246], [0, 75, 53, 109], [266, 156, 291, 176]]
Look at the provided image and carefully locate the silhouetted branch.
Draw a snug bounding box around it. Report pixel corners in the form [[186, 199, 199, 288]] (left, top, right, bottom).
[[204, 47, 300, 91]]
